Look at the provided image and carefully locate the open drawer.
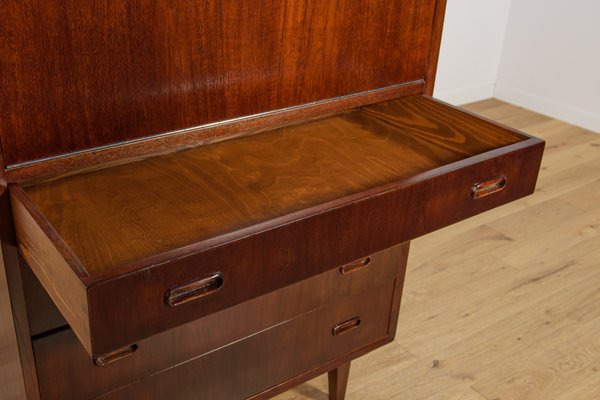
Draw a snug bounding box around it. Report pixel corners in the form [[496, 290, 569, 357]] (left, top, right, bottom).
[[10, 95, 544, 358]]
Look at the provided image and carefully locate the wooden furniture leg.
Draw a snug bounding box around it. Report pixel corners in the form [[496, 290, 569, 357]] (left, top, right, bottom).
[[328, 362, 351, 400]]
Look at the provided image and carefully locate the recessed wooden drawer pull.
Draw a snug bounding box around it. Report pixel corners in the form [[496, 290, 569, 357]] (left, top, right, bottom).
[[340, 257, 371, 275], [471, 176, 507, 199], [166, 272, 224, 307], [332, 317, 362, 336], [94, 344, 138, 366]]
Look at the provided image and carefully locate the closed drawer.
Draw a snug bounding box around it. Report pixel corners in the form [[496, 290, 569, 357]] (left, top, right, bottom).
[[32, 244, 408, 399], [34, 280, 398, 400], [12, 95, 544, 357]]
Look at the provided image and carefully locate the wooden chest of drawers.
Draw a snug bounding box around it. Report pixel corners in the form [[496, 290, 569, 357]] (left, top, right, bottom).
[[0, 1, 544, 399]]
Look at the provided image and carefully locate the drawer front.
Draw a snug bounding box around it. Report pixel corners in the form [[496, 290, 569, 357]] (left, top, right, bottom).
[[25, 243, 405, 338], [33, 245, 408, 399], [101, 285, 393, 400], [34, 282, 395, 400], [88, 139, 543, 354]]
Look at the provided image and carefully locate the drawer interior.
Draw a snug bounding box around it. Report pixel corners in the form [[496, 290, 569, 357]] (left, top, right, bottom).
[[10, 94, 544, 357], [20, 95, 527, 277]]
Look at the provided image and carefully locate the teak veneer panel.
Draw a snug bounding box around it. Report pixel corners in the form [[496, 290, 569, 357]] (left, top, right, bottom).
[[24, 96, 525, 277], [0, 0, 438, 166]]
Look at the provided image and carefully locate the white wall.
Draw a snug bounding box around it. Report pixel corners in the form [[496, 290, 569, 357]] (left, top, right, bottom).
[[435, 0, 600, 133], [434, 0, 512, 104], [495, 0, 600, 133]]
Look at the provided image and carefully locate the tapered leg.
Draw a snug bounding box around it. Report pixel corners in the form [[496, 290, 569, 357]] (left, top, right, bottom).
[[327, 361, 351, 400]]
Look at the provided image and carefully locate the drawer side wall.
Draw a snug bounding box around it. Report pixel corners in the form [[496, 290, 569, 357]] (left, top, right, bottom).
[[9, 187, 91, 354]]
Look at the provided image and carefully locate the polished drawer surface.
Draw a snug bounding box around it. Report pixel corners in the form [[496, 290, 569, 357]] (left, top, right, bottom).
[[32, 244, 408, 399], [35, 281, 398, 400], [11, 95, 544, 356]]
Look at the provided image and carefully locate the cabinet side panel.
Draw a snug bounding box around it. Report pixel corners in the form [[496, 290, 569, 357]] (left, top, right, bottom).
[[0, 188, 40, 399], [0, 229, 28, 400], [424, 0, 448, 95]]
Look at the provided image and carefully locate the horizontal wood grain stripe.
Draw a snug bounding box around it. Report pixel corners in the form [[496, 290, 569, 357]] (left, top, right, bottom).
[[6, 81, 425, 184]]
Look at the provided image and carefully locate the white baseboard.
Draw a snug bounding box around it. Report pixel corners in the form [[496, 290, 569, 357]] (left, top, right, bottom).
[[494, 84, 600, 134], [433, 83, 495, 106]]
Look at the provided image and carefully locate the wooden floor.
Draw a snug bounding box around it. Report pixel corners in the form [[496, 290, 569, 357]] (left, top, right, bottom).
[[274, 100, 600, 399], [1, 100, 599, 399]]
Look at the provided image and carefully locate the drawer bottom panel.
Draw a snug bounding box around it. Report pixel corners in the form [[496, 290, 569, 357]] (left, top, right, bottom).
[[36, 281, 398, 400]]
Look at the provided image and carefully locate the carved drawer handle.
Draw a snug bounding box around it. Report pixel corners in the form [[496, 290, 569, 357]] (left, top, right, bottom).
[[340, 257, 371, 275], [166, 272, 224, 307], [94, 344, 138, 366], [472, 176, 507, 199], [332, 317, 362, 336]]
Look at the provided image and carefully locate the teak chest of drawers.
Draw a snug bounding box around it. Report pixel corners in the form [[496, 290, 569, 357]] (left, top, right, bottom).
[[0, 1, 544, 399]]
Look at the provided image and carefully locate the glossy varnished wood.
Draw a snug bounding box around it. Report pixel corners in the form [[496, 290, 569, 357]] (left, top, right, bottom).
[[23, 96, 527, 276], [32, 243, 408, 400], [12, 95, 543, 356], [5, 83, 424, 184], [424, 0, 447, 95], [0, 0, 438, 167], [43, 283, 395, 400]]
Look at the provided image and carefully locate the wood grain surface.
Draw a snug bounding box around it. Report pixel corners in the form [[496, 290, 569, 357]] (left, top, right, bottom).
[[0, 0, 439, 166], [85, 137, 541, 355], [24, 95, 526, 277], [32, 244, 408, 400], [96, 282, 395, 400], [14, 94, 541, 356], [5, 82, 425, 184], [424, 0, 447, 95], [10, 187, 92, 354]]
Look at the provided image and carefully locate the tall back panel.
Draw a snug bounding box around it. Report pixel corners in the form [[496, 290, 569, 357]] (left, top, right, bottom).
[[0, 0, 443, 170]]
